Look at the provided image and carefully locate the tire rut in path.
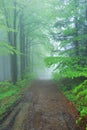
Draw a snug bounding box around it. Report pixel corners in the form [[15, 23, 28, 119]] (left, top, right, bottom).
[[0, 80, 80, 130]]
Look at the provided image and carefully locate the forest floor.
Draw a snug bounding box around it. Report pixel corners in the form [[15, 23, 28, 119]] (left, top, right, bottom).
[[0, 80, 81, 130]]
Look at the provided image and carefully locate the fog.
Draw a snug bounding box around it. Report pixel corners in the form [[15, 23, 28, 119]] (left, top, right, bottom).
[[37, 67, 53, 80], [38, 69, 52, 80]]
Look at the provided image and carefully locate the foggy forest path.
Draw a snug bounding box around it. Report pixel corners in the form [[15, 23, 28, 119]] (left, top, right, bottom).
[[0, 80, 80, 130]]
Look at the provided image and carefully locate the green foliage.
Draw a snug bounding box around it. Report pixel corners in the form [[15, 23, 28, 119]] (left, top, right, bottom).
[[45, 56, 87, 79], [55, 77, 87, 129], [0, 81, 19, 119], [0, 79, 31, 120], [80, 108, 87, 117], [63, 80, 87, 129], [0, 42, 21, 55], [86, 126, 87, 130], [46, 1, 87, 106], [65, 80, 87, 113]]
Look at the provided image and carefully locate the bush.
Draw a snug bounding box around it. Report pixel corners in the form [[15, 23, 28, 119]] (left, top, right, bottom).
[[64, 80, 87, 129]]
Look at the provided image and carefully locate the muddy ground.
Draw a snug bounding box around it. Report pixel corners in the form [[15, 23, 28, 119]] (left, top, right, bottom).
[[0, 80, 80, 130]]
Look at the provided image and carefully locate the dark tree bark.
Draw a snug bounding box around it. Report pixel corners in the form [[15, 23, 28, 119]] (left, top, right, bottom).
[[2, 0, 18, 84], [19, 13, 26, 79]]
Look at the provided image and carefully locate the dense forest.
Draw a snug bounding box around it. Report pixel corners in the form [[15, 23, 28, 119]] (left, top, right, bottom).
[[0, 0, 87, 130]]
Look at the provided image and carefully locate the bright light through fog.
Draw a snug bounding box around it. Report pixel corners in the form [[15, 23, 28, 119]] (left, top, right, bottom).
[[38, 68, 53, 80]]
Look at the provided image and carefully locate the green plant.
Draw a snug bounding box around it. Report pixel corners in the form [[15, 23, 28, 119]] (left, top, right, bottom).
[[0, 79, 32, 120]]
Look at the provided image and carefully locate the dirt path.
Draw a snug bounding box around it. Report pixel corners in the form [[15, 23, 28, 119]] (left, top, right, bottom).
[[0, 80, 80, 130]]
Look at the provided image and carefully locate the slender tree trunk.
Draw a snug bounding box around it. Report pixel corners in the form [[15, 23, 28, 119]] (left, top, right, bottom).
[[85, 0, 87, 59], [74, 0, 79, 56], [74, 21, 79, 56], [25, 37, 29, 67], [19, 14, 26, 79], [11, 1, 18, 83], [3, 0, 18, 83]]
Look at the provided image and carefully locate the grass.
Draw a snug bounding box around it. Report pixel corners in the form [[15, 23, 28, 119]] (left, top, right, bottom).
[[0, 79, 31, 120]]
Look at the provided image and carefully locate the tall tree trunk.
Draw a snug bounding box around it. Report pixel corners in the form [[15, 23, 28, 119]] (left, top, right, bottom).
[[19, 14, 26, 79], [85, 0, 87, 59], [11, 1, 18, 83], [74, 20, 79, 56], [74, 0, 79, 57], [3, 0, 18, 83], [25, 37, 29, 67]]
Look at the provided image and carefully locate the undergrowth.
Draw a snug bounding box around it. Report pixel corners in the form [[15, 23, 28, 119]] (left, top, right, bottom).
[[64, 80, 87, 130], [53, 76, 87, 130], [0, 78, 32, 121]]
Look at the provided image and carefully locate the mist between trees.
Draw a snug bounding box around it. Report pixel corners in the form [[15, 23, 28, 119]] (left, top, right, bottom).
[[0, 0, 87, 129], [0, 0, 87, 83]]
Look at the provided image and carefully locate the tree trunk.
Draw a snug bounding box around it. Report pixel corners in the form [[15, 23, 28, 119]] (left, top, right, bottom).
[[19, 14, 26, 79], [11, 1, 18, 84]]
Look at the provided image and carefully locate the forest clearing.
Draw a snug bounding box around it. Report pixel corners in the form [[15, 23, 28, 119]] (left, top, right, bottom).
[[0, 0, 87, 129]]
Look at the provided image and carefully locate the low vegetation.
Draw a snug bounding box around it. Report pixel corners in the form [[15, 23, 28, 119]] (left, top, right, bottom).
[[0, 73, 34, 121], [54, 77, 87, 130], [65, 80, 87, 130]]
